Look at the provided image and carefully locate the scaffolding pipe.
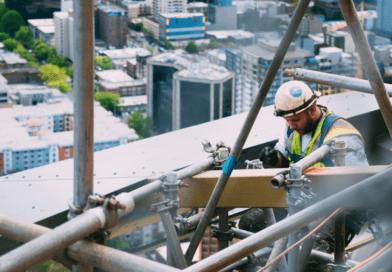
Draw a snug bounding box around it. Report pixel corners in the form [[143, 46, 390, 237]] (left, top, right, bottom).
[[285, 68, 392, 96], [72, 0, 94, 211], [0, 157, 214, 272], [309, 250, 359, 267], [182, 166, 392, 272], [219, 247, 273, 272], [0, 214, 180, 272], [354, 244, 392, 272], [184, 0, 312, 264], [72, 0, 94, 269], [264, 236, 289, 272], [338, 0, 392, 138], [298, 221, 318, 272]]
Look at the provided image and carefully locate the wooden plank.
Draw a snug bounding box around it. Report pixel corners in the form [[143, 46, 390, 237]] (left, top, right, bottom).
[[178, 166, 387, 208]]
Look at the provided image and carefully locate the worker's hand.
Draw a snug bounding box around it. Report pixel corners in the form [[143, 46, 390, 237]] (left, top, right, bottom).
[[259, 147, 279, 166]]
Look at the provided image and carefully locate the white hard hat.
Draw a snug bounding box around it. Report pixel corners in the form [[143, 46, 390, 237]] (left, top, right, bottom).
[[274, 81, 319, 117]]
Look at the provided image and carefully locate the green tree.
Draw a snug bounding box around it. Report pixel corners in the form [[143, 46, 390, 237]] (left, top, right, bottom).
[[33, 43, 51, 60], [15, 25, 32, 45], [47, 53, 67, 68], [185, 41, 199, 54], [164, 40, 175, 50], [14, 44, 38, 66], [47, 80, 72, 93], [30, 260, 69, 272], [39, 64, 69, 84], [2, 38, 19, 51], [94, 91, 121, 112], [0, 4, 8, 30], [105, 237, 129, 249], [134, 22, 143, 31], [0, 10, 24, 36], [0, 32, 10, 41], [94, 56, 113, 70], [146, 45, 153, 54], [209, 39, 221, 49], [65, 65, 73, 80], [127, 111, 157, 140]]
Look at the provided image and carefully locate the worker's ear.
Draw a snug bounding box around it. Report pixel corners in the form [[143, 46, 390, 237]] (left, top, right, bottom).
[[308, 104, 317, 115]]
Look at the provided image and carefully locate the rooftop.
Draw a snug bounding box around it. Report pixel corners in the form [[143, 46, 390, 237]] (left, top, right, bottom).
[[0, 50, 27, 65], [160, 12, 204, 18], [188, 2, 208, 8], [101, 48, 151, 60], [97, 4, 127, 13], [0, 99, 138, 151], [53, 11, 70, 18], [150, 53, 233, 81], [206, 30, 254, 40], [99, 78, 146, 89], [176, 60, 233, 81], [242, 43, 313, 60], [27, 19, 54, 27], [37, 25, 55, 34], [96, 69, 134, 82], [118, 95, 147, 107], [319, 47, 343, 54]]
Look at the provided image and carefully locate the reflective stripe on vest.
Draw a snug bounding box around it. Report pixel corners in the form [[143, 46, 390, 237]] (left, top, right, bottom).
[[286, 111, 362, 168]]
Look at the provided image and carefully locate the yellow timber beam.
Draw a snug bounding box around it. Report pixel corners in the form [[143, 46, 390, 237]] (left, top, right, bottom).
[[178, 166, 387, 208]]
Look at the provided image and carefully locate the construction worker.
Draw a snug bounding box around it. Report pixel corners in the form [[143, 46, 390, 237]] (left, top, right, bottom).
[[258, 80, 369, 252], [260, 80, 369, 168]]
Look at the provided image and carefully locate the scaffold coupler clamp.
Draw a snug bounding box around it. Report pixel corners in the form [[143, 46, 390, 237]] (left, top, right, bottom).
[[326, 264, 351, 272], [212, 228, 235, 242], [329, 140, 356, 166], [173, 216, 190, 234], [245, 159, 263, 169], [150, 197, 175, 214], [202, 140, 232, 168], [270, 169, 313, 208], [67, 194, 105, 220]]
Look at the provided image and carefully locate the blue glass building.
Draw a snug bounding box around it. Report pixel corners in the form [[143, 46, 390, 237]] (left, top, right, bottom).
[[157, 13, 205, 41]]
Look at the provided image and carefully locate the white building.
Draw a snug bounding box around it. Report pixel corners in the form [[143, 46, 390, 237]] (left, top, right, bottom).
[[152, 0, 187, 19], [54, 10, 74, 61], [0, 74, 8, 105], [0, 99, 138, 175]]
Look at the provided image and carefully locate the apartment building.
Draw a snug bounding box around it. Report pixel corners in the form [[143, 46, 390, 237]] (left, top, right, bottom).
[[0, 99, 138, 175], [97, 5, 128, 48], [0, 50, 41, 84], [54, 10, 74, 61], [226, 37, 318, 113]]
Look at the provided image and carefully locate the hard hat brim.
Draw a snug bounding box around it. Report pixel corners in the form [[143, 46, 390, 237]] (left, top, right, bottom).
[[274, 93, 318, 117]]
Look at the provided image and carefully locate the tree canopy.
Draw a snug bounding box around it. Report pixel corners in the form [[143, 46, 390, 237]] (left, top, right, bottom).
[[94, 56, 113, 70], [0, 10, 24, 36], [94, 91, 121, 112], [0, 32, 10, 41], [164, 40, 175, 50], [39, 64, 72, 93], [14, 44, 38, 66], [15, 26, 32, 45], [127, 111, 157, 140], [105, 237, 129, 250], [33, 43, 51, 60], [0, 4, 9, 30], [134, 22, 143, 31], [2, 38, 19, 51], [185, 41, 199, 54]]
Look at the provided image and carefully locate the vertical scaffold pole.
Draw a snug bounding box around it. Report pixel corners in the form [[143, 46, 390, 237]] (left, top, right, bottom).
[[73, 0, 95, 270], [184, 0, 312, 264], [338, 0, 392, 139]]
